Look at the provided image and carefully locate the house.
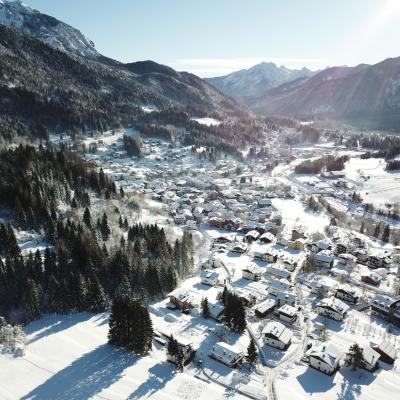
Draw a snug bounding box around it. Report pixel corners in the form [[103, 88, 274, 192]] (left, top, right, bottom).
[[265, 250, 279, 263], [236, 289, 258, 307], [257, 198, 272, 208], [259, 232, 275, 244], [338, 253, 357, 266], [277, 233, 290, 246], [174, 214, 187, 225], [276, 291, 296, 307], [306, 342, 343, 375], [372, 340, 396, 365], [208, 217, 225, 228], [201, 270, 225, 287], [315, 297, 349, 321], [262, 321, 293, 350], [208, 302, 225, 322], [245, 230, 260, 243], [254, 298, 276, 318], [291, 228, 306, 241], [209, 342, 245, 367], [361, 271, 382, 286], [242, 265, 264, 281], [265, 265, 291, 280], [165, 335, 196, 367], [321, 171, 345, 179], [292, 238, 306, 251], [231, 243, 247, 254], [281, 257, 297, 272], [371, 295, 400, 326], [268, 279, 292, 295], [214, 235, 233, 244], [314, 250, 334, 268], [276, 304, 298, 323], [359, 346, 380, 371], [309, 240, 331, 253], [335, 242, 348, 255], [334, 286, 359, 304], [167, 288, 194, 311]]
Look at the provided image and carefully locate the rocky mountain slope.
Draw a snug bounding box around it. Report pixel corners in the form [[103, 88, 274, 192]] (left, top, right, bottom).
[[206, 62, 314, 104], [251, 58, 400, 130]]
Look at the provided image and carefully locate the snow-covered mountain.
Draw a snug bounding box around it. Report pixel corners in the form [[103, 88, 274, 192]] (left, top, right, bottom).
[[0, 0, 99, 58], [206, 62, 314, 103]]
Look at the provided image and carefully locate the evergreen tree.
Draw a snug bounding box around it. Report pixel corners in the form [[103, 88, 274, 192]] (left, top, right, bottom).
[[201, 297, 209, 318], [247, 338, 258, 366], [83, 207, 92, 228], [382, 224, 390, 243], [23, 279, 41, 321], [100, 213, 111, 241], [348, 343, 363, 371], [86, 276, 107, 312]]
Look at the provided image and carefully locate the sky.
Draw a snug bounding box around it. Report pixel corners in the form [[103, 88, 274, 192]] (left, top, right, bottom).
[[24, 0, 400, 77]]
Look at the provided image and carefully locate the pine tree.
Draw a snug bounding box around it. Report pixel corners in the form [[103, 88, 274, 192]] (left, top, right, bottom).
[[23, 279, 41, 321], [100, 213, 111, 241], [83, 207, 92, 228], [382, 224, 390, 243], [247, 338, 258, 366], [348, 343, 363, 371], [201, 297, 209, 318], [86, 277, 107, 312]]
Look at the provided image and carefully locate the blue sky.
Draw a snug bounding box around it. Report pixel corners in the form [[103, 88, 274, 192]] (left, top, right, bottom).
[[25, 0, 400, 77]]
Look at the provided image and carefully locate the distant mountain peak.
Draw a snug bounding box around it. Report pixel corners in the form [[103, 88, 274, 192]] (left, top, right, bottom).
[[206, 62, 315, 104], [0, 0, 98, 58]]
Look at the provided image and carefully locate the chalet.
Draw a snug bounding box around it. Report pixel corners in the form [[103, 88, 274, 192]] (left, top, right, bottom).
[[259, 232, 275, 244], [201, 270, 225, 287], [208, 217, 225, 228], [209, 342, 245, 367], [338, 253, 357, 266], [308, 240, 331, 253], [265, 250, 279, 263], [253, 251, 267, 261], [291, 238, 306, 251], [276, 304, 298, 323], [371, 295, 400, 326], [214, 235, 233, 245], [208, 302, 224, 322], [277, 233, 290, 246], [358, 346, 380, 371], [167, 288, 194, 311], [242, 265, 264, 281], [262, 321, 293, 350], [372, 340, 396, 365], [254, 298, 276, 318], [257, 198, 272, 208], [264, 222, 280, 235], [315, 298, 349, 321], [361, 271, 382, 286], [367, 255, 388, 269], [265, 265, 291, 280], [335, 242, 347, 255], [245, 230, 260, 243], [306, 342, 343, 375], [174, 214, 187, 225], [281, 257, 297, 272], [231, 243, 247, 254], [236, 289, 258, 307], [334, 286, 359, 304], [321, 170, 345, 179], [276, 291, 296, 307], [314, 250, 334, 268], [268, 279, 292, 295], [165, 336, 196, 367]]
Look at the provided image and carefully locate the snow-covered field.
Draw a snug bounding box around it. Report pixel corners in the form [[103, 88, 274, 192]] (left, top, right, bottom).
[[0, 313, 248, 400], [344, 158, 400, 205], [191, 117, 221, 127]]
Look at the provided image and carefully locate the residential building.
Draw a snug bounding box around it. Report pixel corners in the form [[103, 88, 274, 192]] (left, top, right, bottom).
[[262, 321, 293, 350], [315, 297, 349, 321], [306, 342, 343, 375], [209, 342, 245, 367]]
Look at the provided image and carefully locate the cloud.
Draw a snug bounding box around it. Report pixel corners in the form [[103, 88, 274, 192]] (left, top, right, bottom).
[[170, 57, 329, 77]]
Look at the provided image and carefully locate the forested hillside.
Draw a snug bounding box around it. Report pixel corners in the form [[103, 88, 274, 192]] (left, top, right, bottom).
[[0, 145, 193, 323]]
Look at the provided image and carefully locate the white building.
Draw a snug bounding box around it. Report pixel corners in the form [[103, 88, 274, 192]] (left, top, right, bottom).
[[315, 297, 349, 321], [201, 270, 224, 287], [268, 279, 292, 295], [242, 265, 264, 281], [209, 342, 245, 367], [276, 304, 298, 323], [334, 286, 359, 304], [306, 342, 343, 375], [262, 321, 293, 350]]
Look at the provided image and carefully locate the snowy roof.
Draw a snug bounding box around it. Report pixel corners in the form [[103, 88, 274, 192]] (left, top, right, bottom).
[[316, 297, 350, 314], [307, 342, 343, 368], [278, 304, 298, 317], [210, 342, 243, 360], [262, 321, 293, 344], [375, 340, 396, 360], [255, 298, 276, 314], [243, 264, 264, 275], [362, 345, 380, 365], [201, 270, 220, 280]]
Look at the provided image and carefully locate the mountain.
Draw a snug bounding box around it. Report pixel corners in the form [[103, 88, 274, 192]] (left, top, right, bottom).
[[0, 0, 99, 58], [206, 62, 314, 104], [251, 58, 400, 130]]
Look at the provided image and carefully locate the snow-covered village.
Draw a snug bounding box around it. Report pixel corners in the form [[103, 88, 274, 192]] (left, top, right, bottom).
[[1, 1, 400, 400]]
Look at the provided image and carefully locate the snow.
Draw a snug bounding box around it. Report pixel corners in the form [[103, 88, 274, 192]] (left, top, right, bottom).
[[344, 158, 400, 205], [0, 313, 248, 400], [191, 118, 221, 127]]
